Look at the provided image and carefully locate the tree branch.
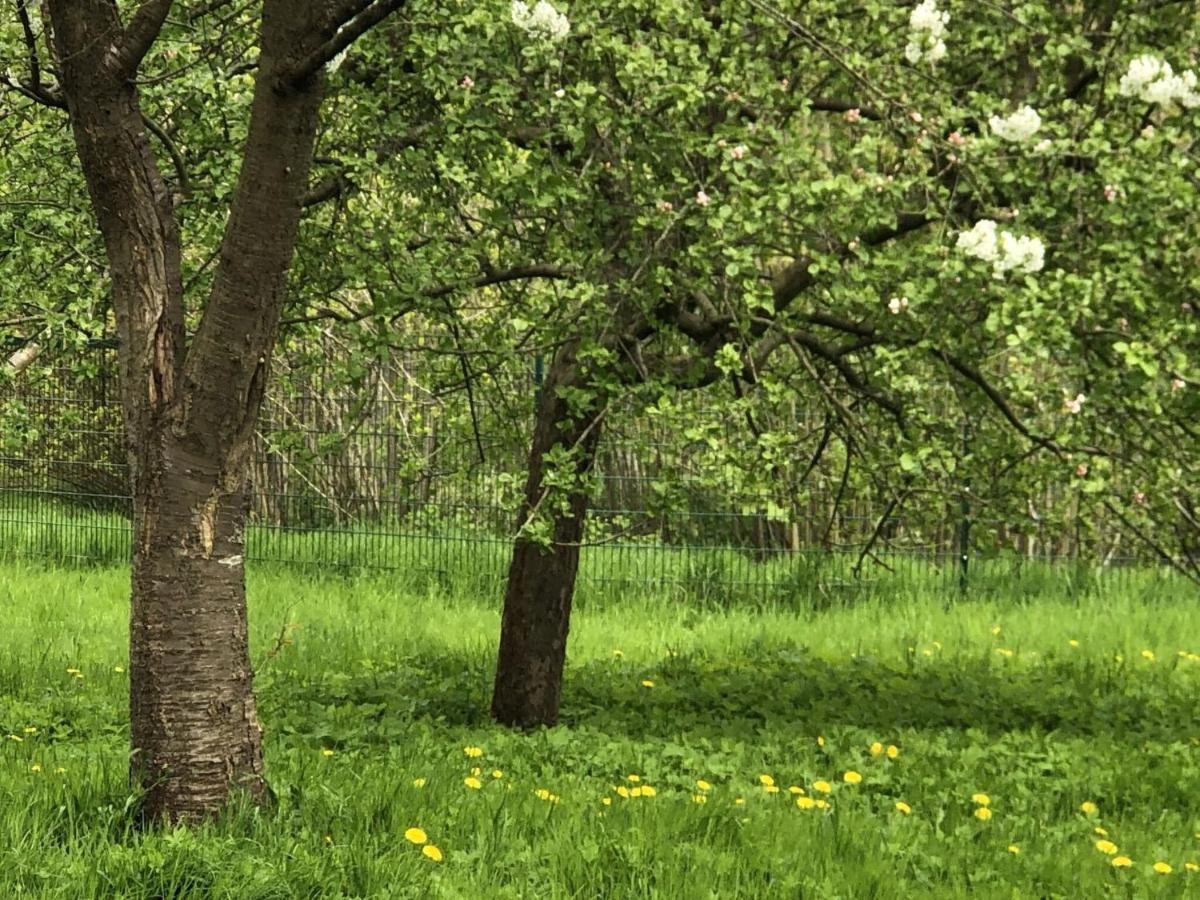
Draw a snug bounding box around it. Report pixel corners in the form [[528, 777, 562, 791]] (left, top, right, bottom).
[[108, 0, 174, 78], [282, 0, 409, 88]]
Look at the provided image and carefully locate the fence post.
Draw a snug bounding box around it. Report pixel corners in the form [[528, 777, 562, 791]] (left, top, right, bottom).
[[958, 420, 971, 594]]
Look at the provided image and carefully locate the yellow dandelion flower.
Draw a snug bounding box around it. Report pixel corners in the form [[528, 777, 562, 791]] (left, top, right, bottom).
[[412, 778, 427, 788], [895, 801, 912, 815], [602, 797, 612, 806], [641, 680, 655, 688], [30, 764, 41, 773], [813, 780, 832, 794], [696, 779, 712, 792], [464, 776, 482, 790], [758, 774, 774, 787], [630, 786, 644, 798], [66, 668, 81, 675], [692, 793, 707, 804], [114, 666, 125, 672], [843, 771, 862, 785], [23, 727, 37, 735], [641, 786, 657, 797], [788, 785, 804, 795], [404, 827, 427, 845], [991, 625, 1002, 636], [886, 745, 900, 759], [1095, 840, 1118, 855], [1069, 639, 1079, 648], [1111, 856, 1132, 868], [763, 785, 780, 794], [971, 793, 990, 807], [492, 769, 503, 779], [471, 767, 482, 777], [463, 746, 483, 758], [422, 844, 443, 862], [922, 649, 933, 657], [321, 748, 334, 757], [324, 834, 333, 845], [535, 788, 553, 801], [814, 799, 830, 810], [1153, 862, 1172, 874], [1114, 653, 1123, 663], [1184, 862, 1198, 872], [797, 797, 816, 810], [7, 735, 22, 743], [974, 807, 993, 821], [1007, 844, 1020, 855], [996, 648, 1014, 658], [1141, 649, 1155, 661], [734, 797, 745, 805], [612, 650, 624, 658], [627, 774, 641, 783], [616, 786, 630, 798], [1094, 827, 1108, 836], [54, 767, 65, 775], [816, 736, 825, 747], [1080, 801, 1098, 815], [870, 742, 883, 756]]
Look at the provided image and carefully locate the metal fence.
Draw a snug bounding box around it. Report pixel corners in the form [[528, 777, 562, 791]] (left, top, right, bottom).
[[0, 345, 1181, 603]]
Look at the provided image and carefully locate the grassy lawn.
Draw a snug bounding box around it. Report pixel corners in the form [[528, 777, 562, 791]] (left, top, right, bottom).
[[0, 561, 1198, 897]]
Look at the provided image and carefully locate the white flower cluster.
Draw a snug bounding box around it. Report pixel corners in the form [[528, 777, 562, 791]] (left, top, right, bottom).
[[988, 106, 1041, 143], [510, 0, 570, 42], [904, 1, 948, 65], [956, 220, 1045, 279], [1118, 55, 1200, 108]]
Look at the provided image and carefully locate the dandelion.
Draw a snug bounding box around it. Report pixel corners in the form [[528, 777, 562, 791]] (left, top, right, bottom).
[[631, 787, 644, 798], [692, 793, 707, 804], [1095, 827, 1108, 836], [1154, 862, 1173, 874], [1111, 856, 1133, 868], [612, 649, 624, 658], [601, 797, 612, 806], [627, 774, 642, 783], [422, 844, 444, 862], [870, 742, 884, 757], [404, 827, 428, 844], [321, 748, 334, 757], [1141, 650, 1155, 661], [815, 799, 830, 810], [886, 745, 900, 759], [641, 679, 655, 688], [816, 736, 825, 747], [412, 778, 427, 788], [991, 625, 1002, 636], [1095, 840, 1119, 855], [54, 767, 65, 775], [464, 746, 484, 758], [895, 801, 912, 815], [30, 764, 41, 773], [1080, 801, 1098, 815], [23, 727, 36, 734], [464, 776, 483, 790], [797, 796, 816, 809], [641, 786, 657, 797], [813, 780, 832, 794], [763, 785, 780, 794], [788, 786, 804, 795], [843, 771, 863, 785], [974, 807, 993, 821], [1069, 640, 1080, 648], [616, 786, 630, 799], [535, 788, 554, 801], [734, 797, 745, 805], [324, 834, 333, 844], [1185, 862, 1198, 872], [1008, 844, 1020, 854], [471, 767, 482, 777], [492, 769, 503, 779], [114, 666, 124, 673], [972, 793, 991, 806], [996, 648, 1015, 658], [759, 775, 775, 787], [696, 779, 712, 791]]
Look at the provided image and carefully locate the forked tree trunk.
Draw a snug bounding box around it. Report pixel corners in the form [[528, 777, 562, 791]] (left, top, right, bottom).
[[48, 0, 329, 821], [491, 348, 603, 728]]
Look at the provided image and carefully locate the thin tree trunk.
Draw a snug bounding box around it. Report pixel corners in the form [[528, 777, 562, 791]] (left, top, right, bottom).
[[491, 348, 602, 728]]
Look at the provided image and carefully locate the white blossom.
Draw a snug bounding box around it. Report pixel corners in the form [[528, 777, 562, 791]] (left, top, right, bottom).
[[988, 106, 1041, 143], [510, 0, 570, 42], [905, 1, 949, 65], [1064, 392, 1086, 415], [1118, 55, 1200, 108], [887, 296, 909, 315], [695, 190, 711, 207], [956, 219, 1044, 278]]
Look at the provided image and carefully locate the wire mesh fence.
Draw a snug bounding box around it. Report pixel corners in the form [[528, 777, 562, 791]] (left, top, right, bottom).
[[0, 345, 1184, 604]]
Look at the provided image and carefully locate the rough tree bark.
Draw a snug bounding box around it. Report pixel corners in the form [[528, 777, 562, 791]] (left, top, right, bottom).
[[491, 346, 603, 728], [44, 0, 398, 822]]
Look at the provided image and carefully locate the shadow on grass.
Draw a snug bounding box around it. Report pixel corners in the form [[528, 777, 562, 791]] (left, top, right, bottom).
[[263, 647, 1200, 748]]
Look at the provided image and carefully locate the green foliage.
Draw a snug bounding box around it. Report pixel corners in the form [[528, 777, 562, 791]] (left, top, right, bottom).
[[0, 562, 1198, 896]]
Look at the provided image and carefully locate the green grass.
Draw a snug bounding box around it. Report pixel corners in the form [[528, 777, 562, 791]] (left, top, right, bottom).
[[0, 561, 1198, 898]]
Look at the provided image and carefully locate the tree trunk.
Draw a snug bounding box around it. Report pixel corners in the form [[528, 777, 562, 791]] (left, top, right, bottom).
[[491, 348, 602, 728], [48, 0, 331, 822]]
